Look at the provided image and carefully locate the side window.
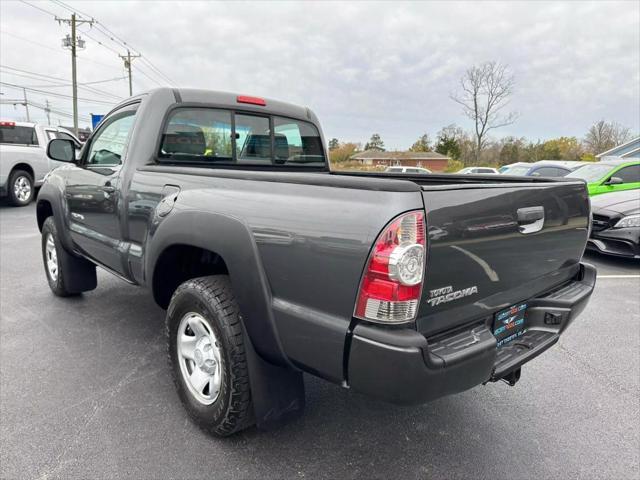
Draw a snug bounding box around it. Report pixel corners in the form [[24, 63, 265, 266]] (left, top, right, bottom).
[[235, 114, 271, 164], [56, 131, 79, 145], [615, 165, 640, 183], [160, 109, 232, 161], [273, 117, 324, 165], [86, 107, 137, 166], [532, 167, 558, 177], [45, 130, 57, 142]]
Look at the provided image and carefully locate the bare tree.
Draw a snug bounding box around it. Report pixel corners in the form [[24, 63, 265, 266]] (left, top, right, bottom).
[[583, 120, 633, 155], [451, 61, 517, 163]]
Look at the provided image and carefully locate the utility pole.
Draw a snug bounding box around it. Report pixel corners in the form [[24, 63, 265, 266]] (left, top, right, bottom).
[[119, 49, 141, 96], [22, 88, 30, 122], [45, 99, 52, 124], [56, 13, 93, 136]]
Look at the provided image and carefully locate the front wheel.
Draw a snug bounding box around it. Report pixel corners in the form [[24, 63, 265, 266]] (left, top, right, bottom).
[[166, 275, 254, 436], [8, 169, 34, 206], [41, 217, 97, 296], [41, 217, 77, 296]]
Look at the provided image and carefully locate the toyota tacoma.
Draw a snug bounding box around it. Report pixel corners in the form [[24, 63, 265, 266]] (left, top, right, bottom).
[[37, 88, 596, 436]]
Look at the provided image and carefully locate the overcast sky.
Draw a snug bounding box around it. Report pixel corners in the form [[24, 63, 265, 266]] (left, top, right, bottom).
[[1, 0, 638, 149]]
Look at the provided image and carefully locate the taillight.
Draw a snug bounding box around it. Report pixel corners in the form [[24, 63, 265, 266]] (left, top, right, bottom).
[[354, 210, 426, 324]]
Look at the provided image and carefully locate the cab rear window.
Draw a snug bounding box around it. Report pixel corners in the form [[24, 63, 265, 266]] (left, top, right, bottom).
[[158, 108, 326, 168], [0, 126, 38, 145]]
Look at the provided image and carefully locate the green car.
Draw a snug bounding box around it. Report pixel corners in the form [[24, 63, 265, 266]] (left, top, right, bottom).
[[566, 160, 640, 196]]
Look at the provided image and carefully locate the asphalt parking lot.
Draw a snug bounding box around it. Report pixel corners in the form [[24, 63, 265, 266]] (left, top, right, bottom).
[[1, 202, 638, 480]]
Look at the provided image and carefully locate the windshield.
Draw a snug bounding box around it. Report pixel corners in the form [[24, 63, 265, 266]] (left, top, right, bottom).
[[503, 166, 531, 176], [566, 164, 613, 182]]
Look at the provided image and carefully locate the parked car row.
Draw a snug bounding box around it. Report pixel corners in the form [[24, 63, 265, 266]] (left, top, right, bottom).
[[382, 157, 639, 260]]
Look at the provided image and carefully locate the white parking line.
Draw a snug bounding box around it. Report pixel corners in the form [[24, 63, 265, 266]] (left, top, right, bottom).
[[597, 275, 640, 278]]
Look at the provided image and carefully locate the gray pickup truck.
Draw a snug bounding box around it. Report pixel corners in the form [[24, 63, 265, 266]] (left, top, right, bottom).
[[38, 88, 596, 436]]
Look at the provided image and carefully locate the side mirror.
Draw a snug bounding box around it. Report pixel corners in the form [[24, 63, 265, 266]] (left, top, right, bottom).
[[47, 139, 76, 163], [605, 176, 623, 185]]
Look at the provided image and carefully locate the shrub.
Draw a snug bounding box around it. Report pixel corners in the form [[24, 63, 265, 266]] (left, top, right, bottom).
[[444, 159, 464, 173]]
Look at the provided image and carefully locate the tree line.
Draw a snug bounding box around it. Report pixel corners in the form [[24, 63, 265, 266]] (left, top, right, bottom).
[[329, 61, 636, 170], [329, 119, 634, 170]]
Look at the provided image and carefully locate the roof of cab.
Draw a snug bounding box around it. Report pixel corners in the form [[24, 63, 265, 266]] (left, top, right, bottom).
[[148, 87, 315, 123]]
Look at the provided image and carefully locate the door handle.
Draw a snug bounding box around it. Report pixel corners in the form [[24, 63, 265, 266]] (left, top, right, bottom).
[[517, 206, 545, 234], [103, 181, 116, 194]]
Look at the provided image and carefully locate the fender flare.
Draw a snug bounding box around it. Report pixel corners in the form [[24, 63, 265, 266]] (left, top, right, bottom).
[[146, 209, 292, 368], [36, 178, 75, 253]]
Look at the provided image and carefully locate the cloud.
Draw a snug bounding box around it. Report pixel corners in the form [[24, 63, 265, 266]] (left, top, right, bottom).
[[1, 0, 638, 148]]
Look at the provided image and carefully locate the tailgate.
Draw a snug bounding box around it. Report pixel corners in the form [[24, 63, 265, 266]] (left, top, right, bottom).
[[417, 181, 589, 336]]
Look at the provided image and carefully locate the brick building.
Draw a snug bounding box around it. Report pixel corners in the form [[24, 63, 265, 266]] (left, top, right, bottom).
[[350, 150, 450, 172]]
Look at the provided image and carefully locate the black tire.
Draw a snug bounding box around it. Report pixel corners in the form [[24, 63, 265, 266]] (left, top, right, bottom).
[[166, 275, 254, 437], [8, 169, 34, 206], [41, 217, 80, 297]]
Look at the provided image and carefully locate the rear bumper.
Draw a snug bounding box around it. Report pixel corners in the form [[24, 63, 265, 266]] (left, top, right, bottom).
[[347, 262, 596, 405]]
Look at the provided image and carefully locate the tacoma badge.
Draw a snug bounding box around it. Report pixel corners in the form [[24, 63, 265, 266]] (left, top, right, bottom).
[[427, 285, 479, 307]]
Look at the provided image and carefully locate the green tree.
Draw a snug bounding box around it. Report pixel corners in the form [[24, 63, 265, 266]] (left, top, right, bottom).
[[435, 125, 463, 160], [409, 133, 432, 152], [328, 138, 340, 150], [364, 133, 385, 151], [499, 136, 526, 165], [540, 137, 583, 160]]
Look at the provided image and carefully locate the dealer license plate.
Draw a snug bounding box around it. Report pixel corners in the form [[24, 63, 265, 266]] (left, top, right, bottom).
[[493, 302, 527, 347]]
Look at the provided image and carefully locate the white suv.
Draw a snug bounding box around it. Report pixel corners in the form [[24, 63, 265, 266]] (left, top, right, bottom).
[[385, 166, 432, 174]]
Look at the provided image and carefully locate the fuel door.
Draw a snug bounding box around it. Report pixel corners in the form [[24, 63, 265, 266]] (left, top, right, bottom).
[[157, 184, 181, 217]]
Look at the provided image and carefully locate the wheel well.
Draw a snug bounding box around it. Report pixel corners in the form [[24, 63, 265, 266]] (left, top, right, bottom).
[[152, 245, 229, 309], [36, 200, 53, 231], [11, 163, 35, 181]]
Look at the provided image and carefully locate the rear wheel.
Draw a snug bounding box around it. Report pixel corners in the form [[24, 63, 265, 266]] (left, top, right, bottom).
[[166, 275, 253, 436], [8, 169, 34, 206]]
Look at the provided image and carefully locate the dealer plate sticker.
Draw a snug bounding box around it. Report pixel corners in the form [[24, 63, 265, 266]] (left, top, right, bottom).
[[493, 303, 527, 347]]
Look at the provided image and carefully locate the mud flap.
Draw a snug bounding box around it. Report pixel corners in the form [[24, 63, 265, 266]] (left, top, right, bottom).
[[57, 245, 97, 294], [243, 327, 305, 430]]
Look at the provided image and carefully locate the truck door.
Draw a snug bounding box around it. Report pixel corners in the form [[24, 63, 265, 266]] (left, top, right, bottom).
[[64, 103, 138, 273]]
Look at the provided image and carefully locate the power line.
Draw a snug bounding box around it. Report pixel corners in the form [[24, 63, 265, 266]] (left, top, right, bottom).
[[0, 67, 125, 99], [18, 0, 58, 18], [18, 0, 175, 95], [1, 99, 91, 122], [52, 0, 176, 86], [80, 29, 121, 55], [0, 30, 127, 72], [1, 81, 118, 105]]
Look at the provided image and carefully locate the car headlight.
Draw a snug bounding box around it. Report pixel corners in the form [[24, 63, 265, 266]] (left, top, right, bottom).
[[614, 214, 640, 229]]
